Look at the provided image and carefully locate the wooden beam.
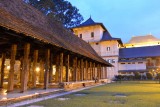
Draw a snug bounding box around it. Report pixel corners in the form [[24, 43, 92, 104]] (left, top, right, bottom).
[[0, 53, 6, 88], [7, 44, 17, 92], [21, 43, 30, 92], [44, 49, 50, 89]]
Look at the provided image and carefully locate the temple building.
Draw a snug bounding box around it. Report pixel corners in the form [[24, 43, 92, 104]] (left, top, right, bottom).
[[72, 17, 160, 79], [0, 0, 112, 93], [119, 35, 160, 76]]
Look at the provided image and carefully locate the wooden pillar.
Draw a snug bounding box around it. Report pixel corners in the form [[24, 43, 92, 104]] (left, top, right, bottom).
[[85, 60, 88, 80], [55, 55, 59, 82], [32, 50, 38, 88], [101, 66, 103, 79], [21, 43, 30, 92], [59, 52, 63, 83], [65, 54, 69, 82], [80, 59, 84, 81], [99, 64, 102, 79], [20, 57, 23, 86], [100, 66, 102, 79], [102, 65, 104, 79], [95, 63, 97, 78], [44, 49, 50, 89], [8, 44, 17, 92], [93, 62, 95, 79], [49, 54, 53, 83], [78, 59, 80, 81], [90, 62, 92, 80], [39, 60, 44, 83], [0, 53, 6, 88], [73, 57, 77, 82], [105, 66, 107, 79], [97, 64, 100, 79], [28, 59, 31, 87], [103, 66, 105, 79]]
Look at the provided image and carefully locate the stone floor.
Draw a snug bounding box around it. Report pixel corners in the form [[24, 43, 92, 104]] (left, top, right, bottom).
[[0, 80, 110, 107], [2, 84, 104, 107], [0, 88, 63, 100], [0, 88, 64, 106]]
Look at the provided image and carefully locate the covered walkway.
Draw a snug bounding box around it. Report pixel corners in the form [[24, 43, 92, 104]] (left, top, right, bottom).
[[0, 0, 112, 96]]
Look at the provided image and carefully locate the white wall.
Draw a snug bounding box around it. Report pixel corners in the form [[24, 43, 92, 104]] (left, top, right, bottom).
[[100, 41, 119, 56], [103, 56, 119, 79], [72, 25, 120, 80], [73, 25, 104, 42], [119, 61, 146, 71], [90, 42, 101, 55]]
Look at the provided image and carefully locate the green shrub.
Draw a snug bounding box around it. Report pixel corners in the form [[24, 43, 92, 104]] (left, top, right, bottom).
[[134, 72, 141, 80], [156, 73, 160, 83], [146, 72, 153, 80], [156, 73, 160, 79], [115, 75, 122, 80]]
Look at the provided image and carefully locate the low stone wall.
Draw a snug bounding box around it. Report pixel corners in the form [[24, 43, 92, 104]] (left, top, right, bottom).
[[61, 79, 108, 90]]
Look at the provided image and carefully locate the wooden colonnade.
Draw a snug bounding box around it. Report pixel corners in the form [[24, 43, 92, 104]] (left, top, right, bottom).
[[0, 42, 108, 92]]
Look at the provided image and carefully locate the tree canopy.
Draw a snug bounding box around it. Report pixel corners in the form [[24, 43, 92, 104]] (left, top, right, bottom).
[[24, 0, 83, 28]]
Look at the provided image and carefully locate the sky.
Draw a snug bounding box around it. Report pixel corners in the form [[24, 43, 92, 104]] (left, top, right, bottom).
[[67, 0, 160, 43]]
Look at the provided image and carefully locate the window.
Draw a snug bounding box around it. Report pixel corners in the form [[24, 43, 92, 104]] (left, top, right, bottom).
[[106, 47, 110, 51], [128, 63, 131, 64], [121, 63, 125, 64], [138, 62, 143, 64], [79, 34, 82, 38], [132, 62, 135, 64], [112, 59, 115, 63], [107, 59, 112, 63], [91, 32, 94, 38], [107, 59, 115, 63]]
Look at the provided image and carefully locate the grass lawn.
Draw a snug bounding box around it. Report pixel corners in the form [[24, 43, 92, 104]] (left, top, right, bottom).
[[24, 81, 160, 107]]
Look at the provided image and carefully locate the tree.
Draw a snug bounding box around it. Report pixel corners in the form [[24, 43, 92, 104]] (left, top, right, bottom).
[[24, 0, 83, 28]]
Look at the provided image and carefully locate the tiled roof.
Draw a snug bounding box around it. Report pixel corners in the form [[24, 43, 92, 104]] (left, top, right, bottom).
[[101, 31, 123, 44], [72, 17, 107, 30], [119, 45, 160, 58], [127, 35, 160, 44], [0, 0, 112, 66]]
